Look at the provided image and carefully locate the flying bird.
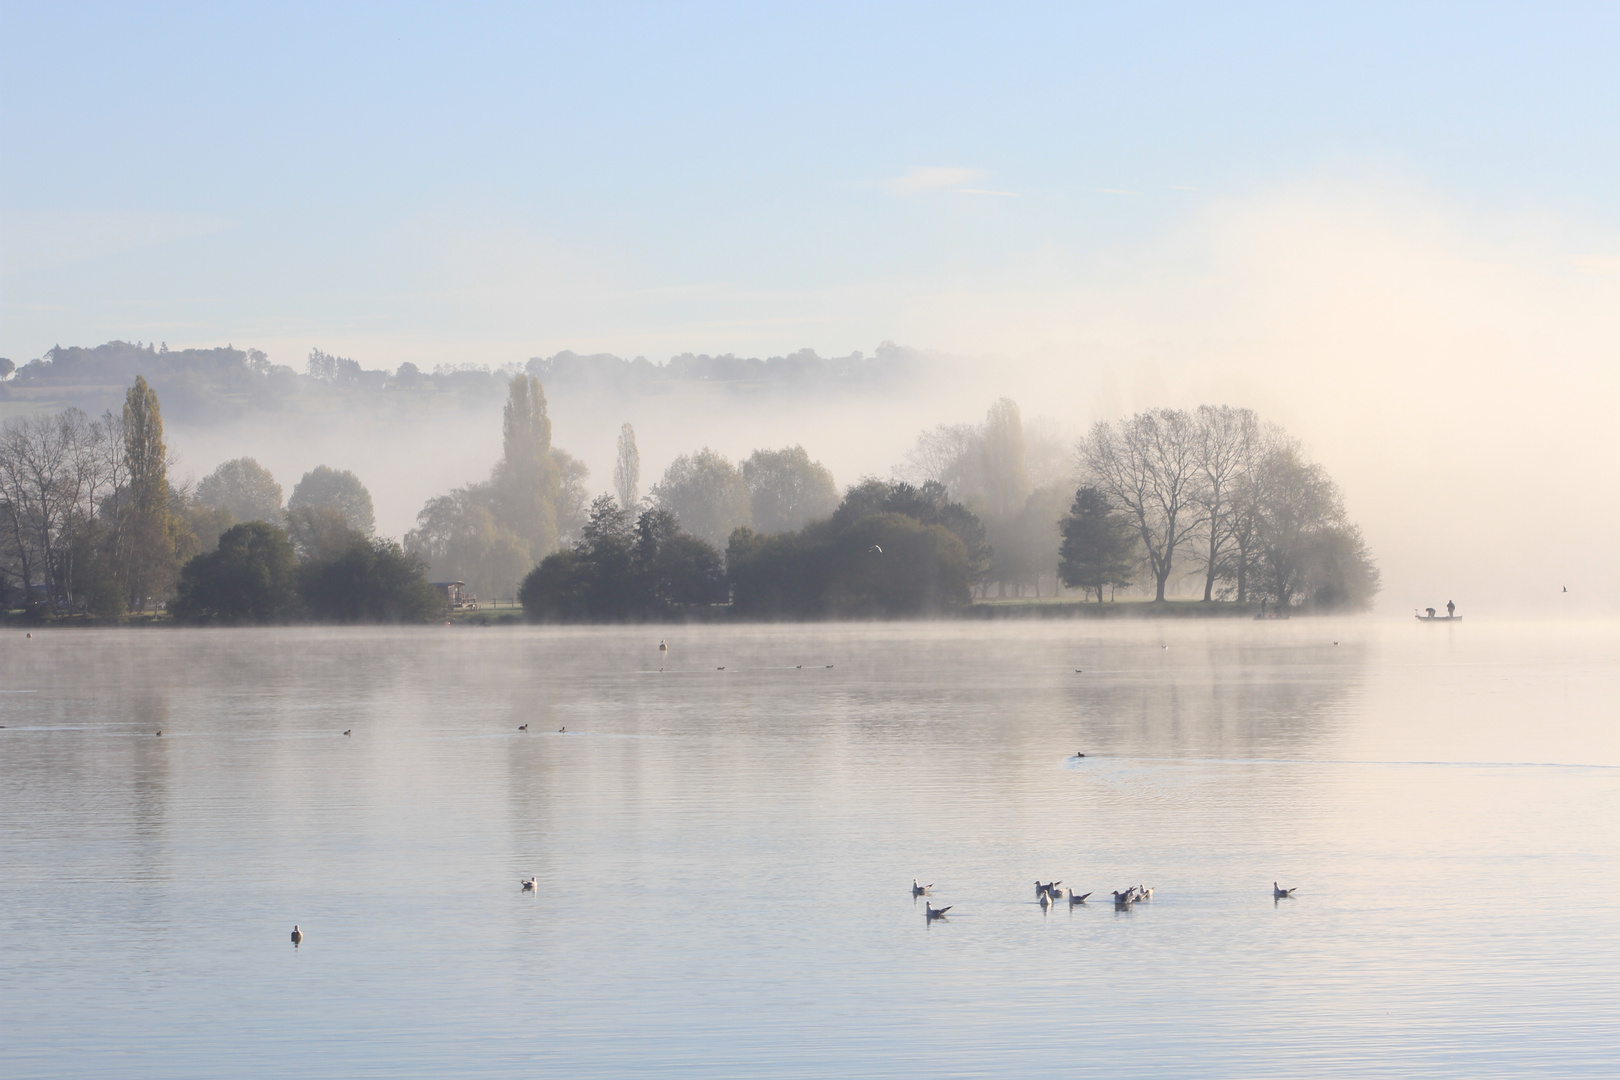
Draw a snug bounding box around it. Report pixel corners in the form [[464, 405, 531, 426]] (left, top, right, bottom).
[[1274, 882, 1297, 899], [869, 545, 883, 554]]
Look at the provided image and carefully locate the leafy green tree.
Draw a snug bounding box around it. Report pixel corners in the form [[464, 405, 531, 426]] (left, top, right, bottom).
[[978, 398, 1030, 520], [519, 498, 724, 621], [634, 508, 726, 608], [613, 423, 640, 513], [288, 465, 375, 535], [1058, 486, 1138, 602], [650, 447, 752, 547], [490, 374, 560, 559], [740, 445, 838, 534], [197, 457, 283, 523], [823, 513, 971, 615], [120, 376, 176, 610], [728, 481, 984, 616], [170, 522, 300, 624], [298, 537, 442, 622], [1245, 442, 1379, 610], [832, 479, 990, 585], [405, 487, 532, 599], [519, 548, 589, 618], [284, 505, 361, 562]]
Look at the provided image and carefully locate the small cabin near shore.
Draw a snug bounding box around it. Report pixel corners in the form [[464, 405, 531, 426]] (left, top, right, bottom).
[[430, 581, 477, 610]]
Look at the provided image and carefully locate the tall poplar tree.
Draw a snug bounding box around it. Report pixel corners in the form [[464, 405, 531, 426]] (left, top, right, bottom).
[[613, 423, 640, 513], [121, 376, 174, 610], [492, 374, 559, 559]]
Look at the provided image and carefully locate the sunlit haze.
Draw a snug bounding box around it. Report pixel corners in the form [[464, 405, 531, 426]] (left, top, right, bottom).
[[5, 3, 1618, 610]]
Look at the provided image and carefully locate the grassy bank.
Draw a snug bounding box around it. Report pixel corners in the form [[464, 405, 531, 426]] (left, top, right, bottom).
[[967, 598, 1263, 619]]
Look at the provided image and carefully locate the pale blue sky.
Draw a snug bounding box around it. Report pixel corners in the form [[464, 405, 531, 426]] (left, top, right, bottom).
[[5, 2, 1620, 363], [5, 2, 1620, 607]]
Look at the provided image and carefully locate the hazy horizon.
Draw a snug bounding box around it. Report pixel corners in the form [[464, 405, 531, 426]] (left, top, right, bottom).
[[6, 4, 1618, 614]]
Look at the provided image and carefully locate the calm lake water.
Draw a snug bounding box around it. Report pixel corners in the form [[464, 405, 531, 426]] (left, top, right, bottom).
[[3, 618, 1617, 1077]]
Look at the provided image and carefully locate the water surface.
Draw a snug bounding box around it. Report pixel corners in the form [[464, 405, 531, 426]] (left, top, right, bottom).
[[3, 618, 1617, 1077]]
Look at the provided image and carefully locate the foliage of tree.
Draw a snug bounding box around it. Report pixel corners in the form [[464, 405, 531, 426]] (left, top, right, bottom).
[[170, 522, 300, 624], [1244, 441, 1380, 609], [613, 423, 640, 513], [1058, 486, 1139, 601], [288, 465, 375, 536], [831, 479, 990, 585], [650, 447, 752, 547], [298, 536, 442, 623], [519, 497, 725, 621], [899, 399, 1066, 596], [404, 488, 531, 599], [491, 374, 560, 560], [726, 480, 983, 617], [121, 376, 178, 610], [404, 376, 589, 596], [740, 445, 838, 534], [284, 505, 360, 562], [197, 457, 283, 524]]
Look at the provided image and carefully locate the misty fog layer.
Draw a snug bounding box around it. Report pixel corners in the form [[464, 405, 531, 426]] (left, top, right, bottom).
[[6, 183, 1613, 613]]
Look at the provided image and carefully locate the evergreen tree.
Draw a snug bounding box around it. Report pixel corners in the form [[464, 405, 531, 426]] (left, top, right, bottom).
[[1058, 486, 1138, 602]]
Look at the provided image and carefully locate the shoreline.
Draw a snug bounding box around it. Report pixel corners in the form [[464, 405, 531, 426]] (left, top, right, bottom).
[[3, 599, 1301, 628]]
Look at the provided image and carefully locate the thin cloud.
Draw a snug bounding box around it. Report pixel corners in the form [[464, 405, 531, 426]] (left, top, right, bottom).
[[1095, 188, 1139, 195], [880, 166, 1014, 196]]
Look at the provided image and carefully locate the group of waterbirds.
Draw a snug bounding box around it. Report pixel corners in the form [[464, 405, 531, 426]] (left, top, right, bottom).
[[1036, 880, 1095, 907], [911, 877, 1299, 922], [912, 880, 951, 920]]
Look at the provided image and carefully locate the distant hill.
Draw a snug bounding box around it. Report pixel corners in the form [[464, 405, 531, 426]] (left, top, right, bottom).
[[0, 341, 919, 425]]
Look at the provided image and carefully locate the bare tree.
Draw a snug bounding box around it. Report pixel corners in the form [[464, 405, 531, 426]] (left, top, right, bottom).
[[899, 422, 981, 493], [0, 408, 123, 611], [1190, 405, 1260, 602], [1079, 408, 1205, 602]]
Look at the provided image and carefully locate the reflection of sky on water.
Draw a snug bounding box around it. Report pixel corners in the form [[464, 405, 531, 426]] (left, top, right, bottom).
[[2, 619, 1617, 1077]]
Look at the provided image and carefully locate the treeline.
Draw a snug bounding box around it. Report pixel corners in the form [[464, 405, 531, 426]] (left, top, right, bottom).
[[513, 401, 1376, 620], [519, 479, 987, 621], [0, 377, 443, 623], [0, 356, 1378, 622], [0, 340, 914, 425]]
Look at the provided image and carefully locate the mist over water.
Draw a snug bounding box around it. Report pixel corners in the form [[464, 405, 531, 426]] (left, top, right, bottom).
[[5, 617, 1617, 1077]]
